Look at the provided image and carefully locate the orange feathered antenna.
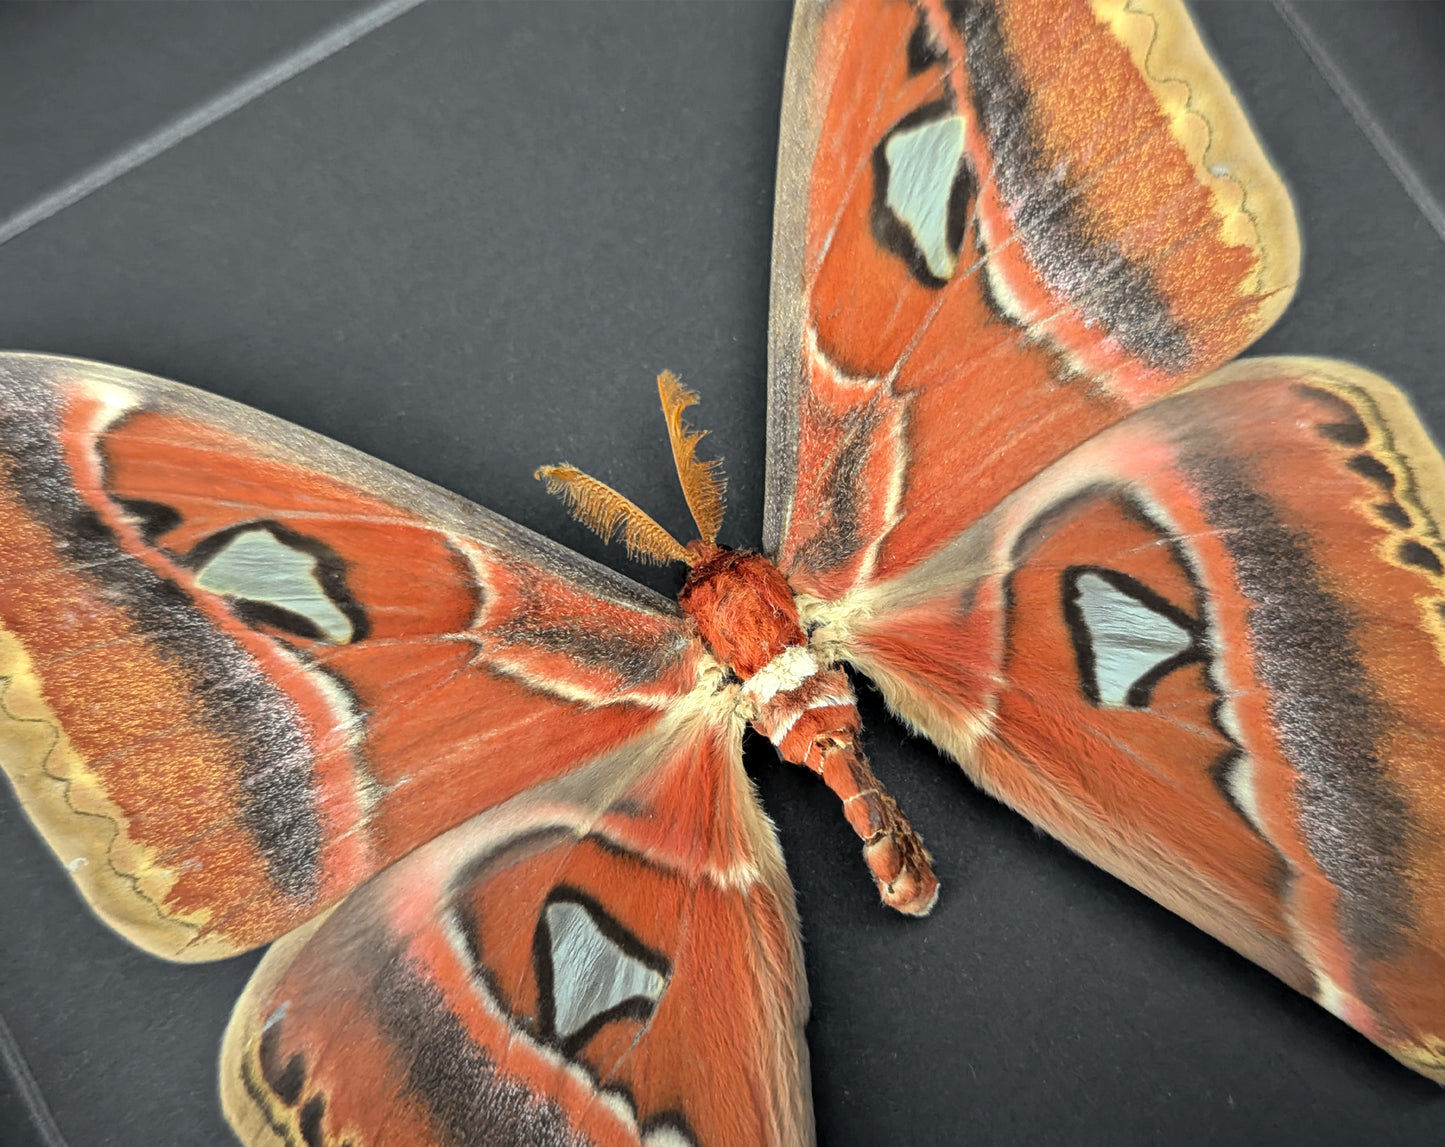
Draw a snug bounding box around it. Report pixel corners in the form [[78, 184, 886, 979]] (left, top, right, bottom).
[[657, 371, 726, 546], [534, 464, 692, 566]]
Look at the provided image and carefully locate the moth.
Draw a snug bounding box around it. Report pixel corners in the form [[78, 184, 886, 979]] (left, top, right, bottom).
[[4, 1, 1445, 1145]]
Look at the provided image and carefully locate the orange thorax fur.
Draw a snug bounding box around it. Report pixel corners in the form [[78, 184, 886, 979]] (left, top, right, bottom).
[[677, 545, 805, 679]]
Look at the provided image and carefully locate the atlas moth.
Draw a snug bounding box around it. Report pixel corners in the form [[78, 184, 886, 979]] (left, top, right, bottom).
[[3, 1, 1445, 1145]]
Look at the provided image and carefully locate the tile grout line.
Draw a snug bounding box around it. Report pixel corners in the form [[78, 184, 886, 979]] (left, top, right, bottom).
[[0, 0, 428, 249], [1273, 0, 1445, 249], [0, 1007, 68, 1147]]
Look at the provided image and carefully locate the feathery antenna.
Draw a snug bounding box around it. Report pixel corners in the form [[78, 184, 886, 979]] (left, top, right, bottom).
[[657, 371, 726, 546], [534, 371, 728, 566], [534, 464, 692, 566]]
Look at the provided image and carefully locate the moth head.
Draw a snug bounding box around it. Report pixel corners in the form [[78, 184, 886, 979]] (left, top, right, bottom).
[[535, 370, 728, 567]]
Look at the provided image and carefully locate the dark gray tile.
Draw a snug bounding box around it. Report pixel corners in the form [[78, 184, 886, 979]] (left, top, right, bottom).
[[1192, 1, 1445, 424], [1279, 0, 1445, 214], [0, 1, 369, 220]]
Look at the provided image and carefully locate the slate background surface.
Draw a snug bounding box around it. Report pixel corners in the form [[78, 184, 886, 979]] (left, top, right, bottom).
[[0, 3, 1442, 1145]]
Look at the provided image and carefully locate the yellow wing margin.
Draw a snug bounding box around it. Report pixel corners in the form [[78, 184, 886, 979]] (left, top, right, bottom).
[[1097, 0, 1301, 333]]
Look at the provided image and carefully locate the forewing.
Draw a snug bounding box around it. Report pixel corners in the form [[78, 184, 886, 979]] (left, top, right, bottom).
[[221, 706, 812, 1147], [837, 357, 1445, 1081], [765, 0, 1299, 599], [0, 353, 700, 961]]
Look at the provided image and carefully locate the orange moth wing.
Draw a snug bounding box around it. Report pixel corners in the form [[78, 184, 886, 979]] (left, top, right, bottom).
[[766, 0, 1445, 1091], [0, 353, 700, 961], [223, 705, 810, 1147], [0, 352, 813, 1144], [834, 359, 1445, 1080], [3, 2, 1445, 1145], [766, 0, 1299, 599]]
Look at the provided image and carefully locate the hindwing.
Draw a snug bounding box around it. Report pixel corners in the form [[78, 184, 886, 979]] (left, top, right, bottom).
[[223, 711, 812, 1147], [838, 358, 1445, 1080]]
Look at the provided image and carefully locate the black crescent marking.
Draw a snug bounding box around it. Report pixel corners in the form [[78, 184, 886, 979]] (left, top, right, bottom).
[[115, 497, 182, 544], [258, 1019, 307, 1107], [906, 9, 946, 75], [1375, 501, 1413, 530], [1347, 452, 1397, 490], [298, 1095, 327, 1147], [1398, 539, 1444, 576], [1303, 385, 1372, 447]]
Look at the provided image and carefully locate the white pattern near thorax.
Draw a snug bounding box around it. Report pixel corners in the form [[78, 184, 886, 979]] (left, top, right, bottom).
[[741, 643, 820, 705]]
